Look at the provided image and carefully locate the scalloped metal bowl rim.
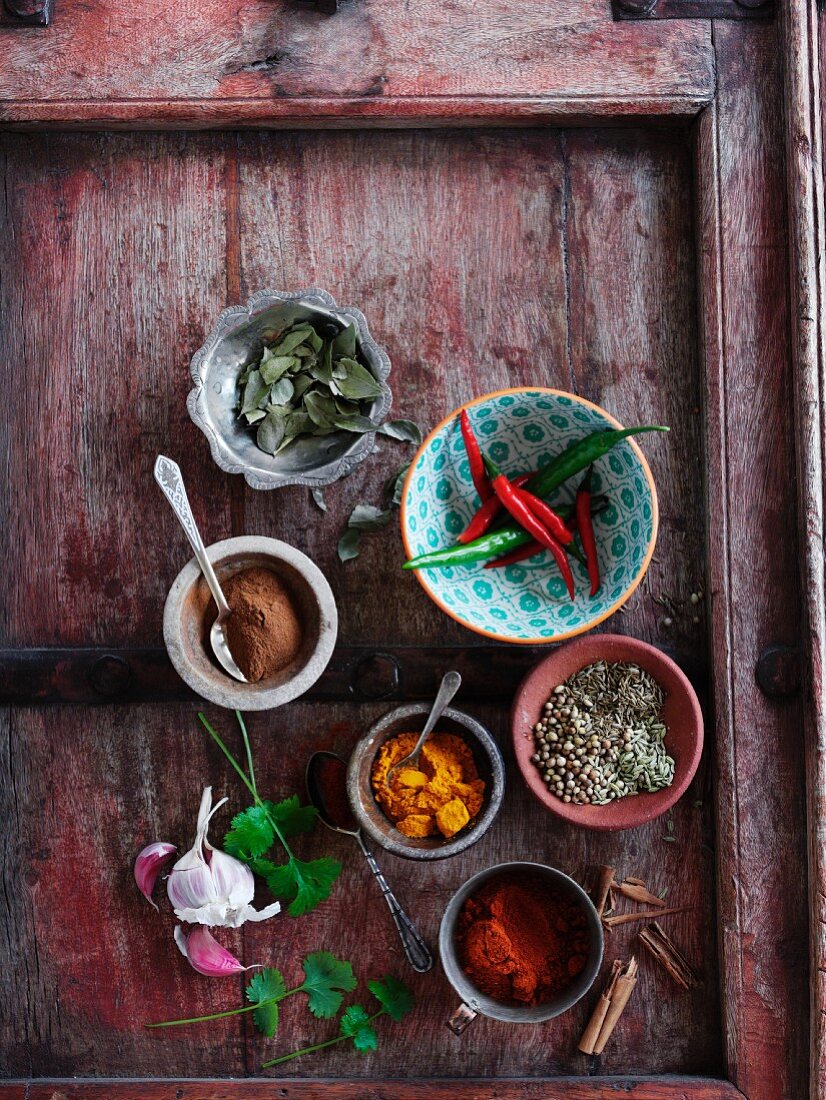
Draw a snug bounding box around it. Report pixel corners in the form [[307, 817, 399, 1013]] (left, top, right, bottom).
[[399, 386, 660, 644], [345, 702, 506, 861], [187, 288, 392, 490], [162, 535, 338, 711], [438, 860, 605, 1022]]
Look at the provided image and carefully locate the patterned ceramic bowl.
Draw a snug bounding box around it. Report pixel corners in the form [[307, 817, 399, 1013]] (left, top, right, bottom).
[[400, 388, 659, 644]]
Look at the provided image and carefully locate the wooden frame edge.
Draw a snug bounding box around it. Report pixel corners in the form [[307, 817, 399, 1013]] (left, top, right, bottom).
[[0, 1077, 747, 1099], [0, 93, 711, 131], [780, 1, 826, 1099]]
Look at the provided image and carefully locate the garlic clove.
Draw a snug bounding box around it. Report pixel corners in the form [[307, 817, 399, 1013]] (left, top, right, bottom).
[[134, 842, 177, 910], [173, 925, 259, 977], [208, 846, 256, 906]]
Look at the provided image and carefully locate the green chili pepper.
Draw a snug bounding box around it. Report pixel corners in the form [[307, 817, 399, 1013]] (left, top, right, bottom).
[[405, 497, 608, 570], [521, 425, 668, 500], [403, 423, 667, 572]]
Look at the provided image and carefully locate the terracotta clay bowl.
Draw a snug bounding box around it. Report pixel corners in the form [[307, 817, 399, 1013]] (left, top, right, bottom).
[[511, 634, 703, 830]]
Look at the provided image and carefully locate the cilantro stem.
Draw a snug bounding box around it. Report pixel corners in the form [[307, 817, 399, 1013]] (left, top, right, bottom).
[[198, 713, 258, 802], [261, 1010, 384, 1068], [236, 709, 258, 800], [197, 712, 296, 860], [145, 986, 304, 1029]]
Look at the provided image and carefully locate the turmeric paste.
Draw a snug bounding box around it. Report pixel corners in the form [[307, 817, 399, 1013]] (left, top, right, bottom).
[[371, 732, 485, 840]]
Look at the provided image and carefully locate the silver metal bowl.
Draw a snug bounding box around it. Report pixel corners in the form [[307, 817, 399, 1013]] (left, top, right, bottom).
[[439, 861, 604, 1027], [346, 702, 505, 861], [188, 288, 392, 490]]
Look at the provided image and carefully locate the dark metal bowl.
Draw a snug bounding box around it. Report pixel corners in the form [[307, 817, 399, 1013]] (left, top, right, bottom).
[[439, 861, 604, 1024], [346, 702, 505, 860]]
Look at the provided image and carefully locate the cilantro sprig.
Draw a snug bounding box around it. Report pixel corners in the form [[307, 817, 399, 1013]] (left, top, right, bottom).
[[199, 711, 341, 916], [146, 951, 356, 1033], [261, 974, 414, 1068]]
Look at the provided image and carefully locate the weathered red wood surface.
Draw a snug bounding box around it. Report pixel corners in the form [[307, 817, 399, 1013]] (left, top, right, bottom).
[[0, 0, 714, 128], [0, 127, 728, 1081], [695, 20, 810, 1100], [0, 11, 816, 1100], [781, 0, 826, 1095]]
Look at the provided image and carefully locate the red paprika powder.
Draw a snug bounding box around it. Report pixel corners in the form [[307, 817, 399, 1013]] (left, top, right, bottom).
[[455, 871, 590, 1006]]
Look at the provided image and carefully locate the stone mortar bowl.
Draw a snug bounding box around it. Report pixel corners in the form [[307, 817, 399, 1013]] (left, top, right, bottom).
[[439, 860, 604, 1025], [188, 287, 392, 491], [163, 535, 338, 710], [346, 702, 505, 860]]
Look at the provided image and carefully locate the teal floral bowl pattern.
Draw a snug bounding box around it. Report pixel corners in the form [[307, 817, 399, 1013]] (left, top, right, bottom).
[[400, 388, 659, 644]]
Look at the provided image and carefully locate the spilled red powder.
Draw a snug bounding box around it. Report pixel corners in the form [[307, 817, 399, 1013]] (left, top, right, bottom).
[[455, 871, 590, 1006]]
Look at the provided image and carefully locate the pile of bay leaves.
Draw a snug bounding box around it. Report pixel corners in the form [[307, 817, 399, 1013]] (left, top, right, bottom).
[[237, 319, 388, 456]]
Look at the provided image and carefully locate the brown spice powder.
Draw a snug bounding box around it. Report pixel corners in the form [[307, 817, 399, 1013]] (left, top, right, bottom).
[[221, 566, 303, 682]]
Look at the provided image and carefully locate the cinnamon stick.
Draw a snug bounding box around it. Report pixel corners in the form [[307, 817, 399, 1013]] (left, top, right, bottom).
[[603, 905, 689, 929], [638, 922, 700, 989], [611, 880, 667, 908], [592, 957, 639, 1055], [578, 959, 622, 1054], [591, 865, 615, 918]]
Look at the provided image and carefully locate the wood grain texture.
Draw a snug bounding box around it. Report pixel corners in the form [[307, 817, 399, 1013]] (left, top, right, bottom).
[[0, 134, 233, 647], [695, 20, 809, 1100], [0, 0, 714, 128], [782, 1, 826, 1097], [0, 702, 719, 1078], [236, 128, 698, 659], [1, 1078, 747, 1099]]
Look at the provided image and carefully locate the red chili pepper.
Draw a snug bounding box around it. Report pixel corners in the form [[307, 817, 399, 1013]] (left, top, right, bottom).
[[457, 473, 531, 544], [484, 540, 543, 569], [515, 488, 574, 546], [460, 409, 492, 502], [483, 455, 575, 600], [576, 465, 600, 596]]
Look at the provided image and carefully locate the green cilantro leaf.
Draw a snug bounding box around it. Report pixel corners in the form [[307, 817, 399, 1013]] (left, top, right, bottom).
[[300, 951, 357, 1018], [254, 855, 341, 917], [246, 968, 287, 1037], [287, 857, 341, 916], [266, 795, 318, 838], [368, 975, 413, 1022], [224, 805, 275, 860], [340, 1004, 378, 1052]]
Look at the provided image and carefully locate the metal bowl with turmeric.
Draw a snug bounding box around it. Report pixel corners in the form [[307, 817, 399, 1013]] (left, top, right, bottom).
[[346, 702, 505, 861]]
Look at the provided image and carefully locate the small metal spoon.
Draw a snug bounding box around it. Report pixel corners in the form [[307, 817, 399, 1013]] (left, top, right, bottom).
[[384, 670, 462, 789], [306, 751, 433, 973], [153, 454, 247, 684]]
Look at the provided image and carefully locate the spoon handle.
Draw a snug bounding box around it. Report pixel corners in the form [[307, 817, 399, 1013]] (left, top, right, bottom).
[[356, 834, 433, 973], [409, 670, 463, 761], [154, 455, 231, 616]]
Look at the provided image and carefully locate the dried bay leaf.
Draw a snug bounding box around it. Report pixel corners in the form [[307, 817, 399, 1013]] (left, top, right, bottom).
[[333, 414, 378, 434], [257, 410, 287, 455], [271, 325, 315, 357], [240, 369, 268, 416], [335, 360, 385, 401], [337, 528, 362, 562], [260, 352, 298, 385], [378, 420, 422, 445], [331, 322, 357, 359], [348, 504, 392, 532], [269, 377, 295, 405]]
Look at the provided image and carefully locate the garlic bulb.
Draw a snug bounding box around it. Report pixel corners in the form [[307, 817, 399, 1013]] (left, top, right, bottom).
[[166, 787, 280, 928]]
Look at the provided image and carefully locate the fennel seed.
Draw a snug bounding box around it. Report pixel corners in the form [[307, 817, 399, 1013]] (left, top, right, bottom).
[[529, 661, 675, 806]]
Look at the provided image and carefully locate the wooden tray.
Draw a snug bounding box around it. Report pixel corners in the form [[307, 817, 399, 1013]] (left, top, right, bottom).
[[1, 1, 824, 1098]]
